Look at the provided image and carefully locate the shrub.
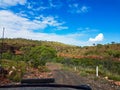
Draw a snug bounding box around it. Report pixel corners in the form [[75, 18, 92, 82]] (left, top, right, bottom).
[[8, 70, 22, 82], [2, 52, 13, 60], [1, 60, 26, 82], [106, 73, 120, 81], [27, 46, 57, 68]]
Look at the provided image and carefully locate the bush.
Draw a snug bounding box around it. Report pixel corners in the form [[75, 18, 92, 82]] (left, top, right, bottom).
[[1, 60, 27, 82], [60, 57, 120, 81], [106, 50, 120, 58], [105, 72, 120, 81], [8, 70, 22, 82], [2, 52, 13, 60], [28, 46, 57, 68]]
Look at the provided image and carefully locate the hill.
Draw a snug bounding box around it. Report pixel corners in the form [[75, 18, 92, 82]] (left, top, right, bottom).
[[0, 38, 120, 60]]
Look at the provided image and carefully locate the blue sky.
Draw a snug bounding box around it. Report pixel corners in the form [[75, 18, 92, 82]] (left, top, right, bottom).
[[0, 0, 120, 46]]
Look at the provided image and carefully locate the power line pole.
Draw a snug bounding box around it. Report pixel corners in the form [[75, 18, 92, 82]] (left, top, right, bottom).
[[0, 27, 5, 60]]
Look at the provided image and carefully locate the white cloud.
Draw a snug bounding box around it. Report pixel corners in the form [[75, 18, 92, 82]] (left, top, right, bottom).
[[0, 10, 67, 41], [26, 0, 63, 11], [35, 6, 49, 11], [41, 16, 61, 27], [55, 26, 68, 30], [0, 10, 87, 46], [0, 0, 26, 7], [77, 27, 98, 33], [81, 6, 89, 13], [89, 33, 104, 42], [68, 3, 89, 14], [0, 10, 73, 43], [0, 10, 67, 31], [0, 10, 97, 46], [27, 2, 33, 9], [0, 28, 88, 46], [49, 0, 63, 8], [26, 1, 50, 11], [0, 10, 46, 31]]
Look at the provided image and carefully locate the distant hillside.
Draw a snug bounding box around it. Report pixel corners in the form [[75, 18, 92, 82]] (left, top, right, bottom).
[[0, 38, 120, 60]]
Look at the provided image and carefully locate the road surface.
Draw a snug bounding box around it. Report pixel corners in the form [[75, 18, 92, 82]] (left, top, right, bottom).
[[47, 63, 120, 90]]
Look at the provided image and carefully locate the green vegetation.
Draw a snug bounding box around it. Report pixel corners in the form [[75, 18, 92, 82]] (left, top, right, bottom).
[[21, 46, 57, 67], [1, 60, 27, 82], [59, 58, 120, 81], [0, 38, 120, 82]]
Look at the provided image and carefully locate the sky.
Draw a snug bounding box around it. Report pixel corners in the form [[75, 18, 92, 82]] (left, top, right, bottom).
[[0, 0, 120, 46]]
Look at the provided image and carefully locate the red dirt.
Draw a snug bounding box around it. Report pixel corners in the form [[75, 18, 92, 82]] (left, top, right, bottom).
[[23, 68, 53, 79], [0, 77, 12, 86]]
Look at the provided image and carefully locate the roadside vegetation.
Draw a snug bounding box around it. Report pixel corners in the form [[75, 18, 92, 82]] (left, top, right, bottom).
[[57, 58, 120, 81], [1, 59, 27, 82], [0, 38, 120, 83]]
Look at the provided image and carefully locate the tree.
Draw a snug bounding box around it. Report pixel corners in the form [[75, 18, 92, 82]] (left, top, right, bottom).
[[111, 41, 115, 44], [93, 43, 96, 46], [107, 50, 120, 58], [28, 46, 57, 67], [97, 44, 102, 48]]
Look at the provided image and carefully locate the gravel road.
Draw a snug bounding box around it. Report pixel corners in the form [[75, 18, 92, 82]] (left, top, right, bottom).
[[47, 63, 120, 90]]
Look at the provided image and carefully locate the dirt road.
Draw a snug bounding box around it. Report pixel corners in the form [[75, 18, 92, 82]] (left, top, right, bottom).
[[47, 63, 120, 90]]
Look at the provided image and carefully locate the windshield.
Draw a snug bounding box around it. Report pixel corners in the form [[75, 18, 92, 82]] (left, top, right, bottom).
[[0, 0, 120, 90]]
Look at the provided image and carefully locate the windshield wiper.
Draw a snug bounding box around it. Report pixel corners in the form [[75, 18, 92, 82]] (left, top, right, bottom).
[[21, 78, 55, 84], [0, 78, 92, 90]]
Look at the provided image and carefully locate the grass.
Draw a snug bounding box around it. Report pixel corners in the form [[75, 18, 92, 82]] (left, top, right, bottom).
[[104, 71, 120, 81], [62, 64, 120, 81], [80, 71, 89, 77], [38, 66, 51, 72], [1, 60, 54, 82], [1, 59, 27, 82]]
